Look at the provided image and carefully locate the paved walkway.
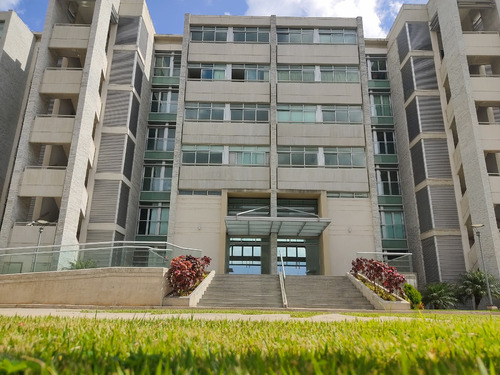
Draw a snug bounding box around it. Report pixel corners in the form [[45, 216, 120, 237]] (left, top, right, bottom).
[[0, 308, 411, 322]]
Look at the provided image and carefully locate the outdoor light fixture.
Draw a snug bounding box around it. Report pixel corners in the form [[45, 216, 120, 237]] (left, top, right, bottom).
[[471, 224, 496, 309]]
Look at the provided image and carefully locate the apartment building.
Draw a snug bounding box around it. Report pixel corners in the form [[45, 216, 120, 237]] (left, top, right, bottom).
[[2, 0, 500, 287]]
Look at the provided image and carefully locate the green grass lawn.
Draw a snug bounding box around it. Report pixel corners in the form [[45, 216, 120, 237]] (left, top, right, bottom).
[[1, 314, 500, 374]]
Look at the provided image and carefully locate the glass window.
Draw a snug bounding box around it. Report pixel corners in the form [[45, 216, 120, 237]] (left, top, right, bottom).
[[277, 65, 315, 82], [233, 27, 269, 43], [376, 169, 401, 195], [191, 26, 228, 42], [324, 147, 366, 167], [188, 63, 226, 80], [185, 103, 225, 121], [371, 94, 393, 117], [231, 64, 269, 81], [322, 105, 362, 124], [229, 146, 269, 166], [154, 52, 181, 77], [380, 209, 406, 239], [277, 28, 314, 44], [230, 104, 269, 122], [182, 145, 224, 165], [150, 91, 178, 114], [320, 66, 360, 82], [146, 126, 176, 152], [277, 146, 319, 167], [142, 163, 173, 192], [373, 131, 396, 154], [368, 58, 388, 80], [318, 29, 357, 44], [277, 104, 317, 123], [137, 203, 169, 236]]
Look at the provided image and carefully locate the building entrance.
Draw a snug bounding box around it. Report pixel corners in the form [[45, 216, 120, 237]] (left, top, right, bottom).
[[277, 238, 319, 275], [228, 238, 269, 274]]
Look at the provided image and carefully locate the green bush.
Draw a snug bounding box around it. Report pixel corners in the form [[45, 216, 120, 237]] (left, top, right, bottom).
[[403, 283, 422, 309], [422, 282, 457, 309]]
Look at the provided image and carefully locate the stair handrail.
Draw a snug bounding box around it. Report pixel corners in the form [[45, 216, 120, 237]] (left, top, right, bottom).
[[278, 247, 288, 308]]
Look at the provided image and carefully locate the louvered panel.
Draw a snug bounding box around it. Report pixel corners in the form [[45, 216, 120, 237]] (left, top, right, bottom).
[[411, 141, 426, 185], [401, 59, 414, 101], [413, 58, 438, 90], [423, 139, 452, 179], [89, 180, 120, 223], [430, 185, 460, 229], [397, 24, 409, 63], [134, 61, 143, 97], [416, 187, 432, 233], [116, 17, 140, 45], [406, 97, 420, 141], [96, 133, 126, 173], [422, 237, 440, 283], [436, 236, 466, 282], [117, 183, 130, 228], [417, 96, 445, 133], [109, 51, 136, 85], [493, 107, 500, 123], [408, 22, 432, 51], [138, 18, 149, 60], [103, 90, 131, 127]]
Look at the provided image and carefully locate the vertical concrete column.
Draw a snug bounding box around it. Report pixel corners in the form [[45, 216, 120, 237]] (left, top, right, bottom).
[[269, 15, 278, 274]]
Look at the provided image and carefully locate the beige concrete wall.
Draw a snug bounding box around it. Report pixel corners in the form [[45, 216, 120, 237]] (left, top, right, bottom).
[[189, 43, 270, 64], [18, 168, 66, 197], [325, 199, 376, 275], [277, 83, 361, 104], [49, 24, 90, 50], [39, 69, 83, 97], [278, 124, 365, 146], [8, 225, 57, 248], [0, 268, 168, 306], [190, 15, 271, 26], [277, 45, 358, 65], [183, 122, 269, 145], [278, 168, 368, 191], [185, 81, 270, 102], [480, 126, 500, 152], [30, 116, 74, 144], [463, 33, 500, 57], [172, 196, 224, 272], [180, 166, 270, 190], [470, 76, 500, 103]]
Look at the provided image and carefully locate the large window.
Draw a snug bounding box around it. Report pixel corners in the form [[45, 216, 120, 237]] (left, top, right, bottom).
[[371, 94, 392, 117], [230, 104, 269, 122], [137, 203, 169, 236], [277, 104, 317, 123], [154, 53, 181, 77], [278, 147, 319, 167], [324, 147, 366, 167], [188, 63, 226, 80], [142, 163, 172, 192], [146, 126, 176, 152], [191, 26, 227, 42], [368, 58, 388, 80], [318, 29, 357, 44], [277, 28, 314, 44], [185, 102, 225, 121], [233, 27, 269, 43], [232, 64, 269, 81], [277, 65, 315, 82], [373, 131, 396, 154], [322, 105, 363, 123], [320, 66, 359, 82], [376, 169, 401, 195], [150, 91, 178, 114], [380, 209, 406, 239], [229, 146, 269, 166], [182, 145, 224, 165]]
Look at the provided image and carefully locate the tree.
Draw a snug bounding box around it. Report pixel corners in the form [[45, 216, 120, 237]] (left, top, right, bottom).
[[421, 282, 457, 309], [455, 270, 500, 309]]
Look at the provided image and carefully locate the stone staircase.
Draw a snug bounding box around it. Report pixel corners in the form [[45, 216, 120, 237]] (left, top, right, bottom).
[[197, 274, 374, 310], [197, 274, 283, 308], [285, 275, 374, 309]]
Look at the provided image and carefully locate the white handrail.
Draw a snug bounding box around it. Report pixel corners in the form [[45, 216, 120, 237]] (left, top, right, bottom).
[[278, 247, 288, 308]]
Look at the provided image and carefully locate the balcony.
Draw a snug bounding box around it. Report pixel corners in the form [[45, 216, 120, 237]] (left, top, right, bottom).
[[39, 68, 83, 98], [460, 190, 470, 222], [18, 167, 66, 197], [463, 32, 500, 57], [7, 223, 57, 249], [489, 175, 500, 203], [479, 123, 500, 151], [49, 24, 90, 53], [470, 76, 500, 104], [30, 115, 75, 144]]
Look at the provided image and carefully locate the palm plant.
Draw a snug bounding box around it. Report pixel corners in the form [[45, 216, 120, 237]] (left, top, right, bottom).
[[455, 270, 500, 309], [421, 282, 457, 309]]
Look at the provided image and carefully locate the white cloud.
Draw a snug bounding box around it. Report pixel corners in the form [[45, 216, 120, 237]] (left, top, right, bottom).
[[225, 12, 232, 16], [245, 0, 429, 38], [0, 0, 22, 10]]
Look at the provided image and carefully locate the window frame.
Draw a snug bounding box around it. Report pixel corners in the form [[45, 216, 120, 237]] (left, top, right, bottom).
[[233, 27, 270, 43], [229, 146, 270, 166], [277, 146, 319, 167], [153, 52, 181, 78], [373, 130, 396, 155], [380, 208, 406, 239], [137, 203, 169, 236], [142, 162, 173, 192], [318, 28, 357, 44], [376, 169, 401, 196], [324, 147, 366, 168], [150, 90, 178, 114], [190, 26, 228, 42], [181, 145, 224, 165], [184, 102, 225, 121], [277, 28, 314, 44], [146, 125, 176, 152], [230, 103, 269, 122], [277, 65, 315, 82]]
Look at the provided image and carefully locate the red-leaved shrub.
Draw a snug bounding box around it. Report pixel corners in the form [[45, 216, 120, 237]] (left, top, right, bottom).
[[351, 257, 406, 298], [167, 255, 211, 296]]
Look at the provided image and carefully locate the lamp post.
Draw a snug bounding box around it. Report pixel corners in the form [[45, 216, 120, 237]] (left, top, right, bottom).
[[471, 224, 495, 309], [29, 219, 50, 272]]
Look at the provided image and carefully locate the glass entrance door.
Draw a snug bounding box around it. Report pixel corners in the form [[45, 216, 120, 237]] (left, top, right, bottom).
[[228, 238, 263, 274], [277, 238, 320, 275]]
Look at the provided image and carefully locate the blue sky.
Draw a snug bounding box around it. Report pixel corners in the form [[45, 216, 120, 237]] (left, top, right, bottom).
[[0, 0, 427, 38]]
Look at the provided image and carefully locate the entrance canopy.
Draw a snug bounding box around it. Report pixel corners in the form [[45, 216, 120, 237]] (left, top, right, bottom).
[[224, 216, 331, 237]]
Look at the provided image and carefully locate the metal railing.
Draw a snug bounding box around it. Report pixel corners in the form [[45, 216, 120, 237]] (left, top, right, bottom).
[[0, 241, 202, 275], [278, 247, 288, 308], [356, 252, 414, 273]]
